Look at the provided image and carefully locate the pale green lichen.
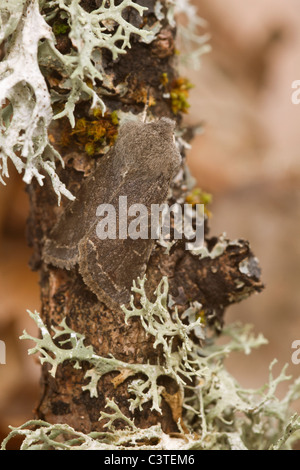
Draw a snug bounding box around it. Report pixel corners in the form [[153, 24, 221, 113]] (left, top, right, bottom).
[[20, 277, 206, 413], [0, 0, 74, 204], [12, 276, 300, 450], [123, 276, 206, 376], [21, 309, 168, 407], [0, 0, 25, 43], [165, 0, 211, 69], [0, 0, 151, 203], [190, 232, 246, 260], [45, 0, 150, 125], [2, 403, 300, 450], [270, 414, 300, 450]]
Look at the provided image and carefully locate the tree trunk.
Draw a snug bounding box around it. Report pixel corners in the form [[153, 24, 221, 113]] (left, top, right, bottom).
[[26, 0, 263, 434]]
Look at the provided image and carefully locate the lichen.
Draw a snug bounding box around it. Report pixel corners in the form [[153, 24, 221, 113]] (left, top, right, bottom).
[[0, 403, 201, 450], [2, 400, 300, 450], [0, 0, 25, 43], [61, 110, 119, 155], [161, 74, 194, 115], [0, 0, 152, 202], [170, 77, 194, 114], [0, 0, 74, 204], [165, 0, 211, 70], [185, 187, 213, 218], [11, 276, 300, 450]]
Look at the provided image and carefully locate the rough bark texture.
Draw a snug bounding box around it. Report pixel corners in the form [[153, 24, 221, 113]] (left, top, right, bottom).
[[26, 0, 263, 434]]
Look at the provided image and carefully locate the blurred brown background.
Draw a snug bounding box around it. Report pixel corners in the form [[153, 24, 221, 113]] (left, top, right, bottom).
[[185, 0, 300, 403], [0, 0, 300, 442]]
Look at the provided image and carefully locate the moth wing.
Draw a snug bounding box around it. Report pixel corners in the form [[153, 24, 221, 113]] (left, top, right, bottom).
[[43, 151, 120, 269]]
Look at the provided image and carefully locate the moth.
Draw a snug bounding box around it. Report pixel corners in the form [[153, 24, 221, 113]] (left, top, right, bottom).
[[43, 118, 181, 310]]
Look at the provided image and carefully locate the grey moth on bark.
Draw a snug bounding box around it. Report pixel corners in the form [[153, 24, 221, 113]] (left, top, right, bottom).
[[43, 118, 181, 309]]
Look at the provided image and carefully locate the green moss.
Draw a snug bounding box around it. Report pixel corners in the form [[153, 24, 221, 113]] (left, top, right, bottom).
[[160, 75, 194, 115], [52, 21, 70, 36], [160, 72, 169, 87], [170, 78, 194, 115], [84, 142, 95, 156], [61, 112, 119, 155], [110, 110, 119, 126]]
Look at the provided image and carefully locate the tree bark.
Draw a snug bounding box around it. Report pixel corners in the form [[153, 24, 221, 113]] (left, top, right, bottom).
[[26, 0, 263, 434]]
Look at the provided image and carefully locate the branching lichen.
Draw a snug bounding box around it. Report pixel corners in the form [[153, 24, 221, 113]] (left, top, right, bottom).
[[20, 277, 206, 414], [160, 74, 194, 115], [123, 276, 205, 380], [1, 401, 200, 450], [165, 0, 211, 69], [61, 110, 119, 155], [46, 0, 150, 125], [0, 0, 25, 44], [0, 0, 151, 202], [14, 276, 300, 450], [0, 0, 74, 204]]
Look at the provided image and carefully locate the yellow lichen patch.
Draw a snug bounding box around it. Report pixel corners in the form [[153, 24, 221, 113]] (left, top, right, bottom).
[[61, 112, 119, 155], [160, 72, 169, 87], [186, 187, 212, 218], [160, 74, 194, 115], [110, 110, 119, 126], [111, 368, 136, 388]]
